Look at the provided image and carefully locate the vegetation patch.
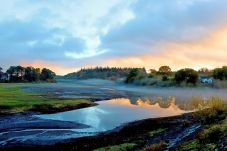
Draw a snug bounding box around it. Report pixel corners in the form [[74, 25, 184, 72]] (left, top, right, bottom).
[[0, 84, 93, 114], [148, 128, 167, 137], [93, 143, 137, 151], [143, 141, 167, 151], [177, 102, 227, 151]]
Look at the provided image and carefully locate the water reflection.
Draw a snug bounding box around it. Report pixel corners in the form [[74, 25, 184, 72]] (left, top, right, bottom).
[[36, 97, 188, 134]]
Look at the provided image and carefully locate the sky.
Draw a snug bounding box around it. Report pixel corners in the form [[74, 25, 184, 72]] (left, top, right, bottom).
[[0, 0, 227, 75]]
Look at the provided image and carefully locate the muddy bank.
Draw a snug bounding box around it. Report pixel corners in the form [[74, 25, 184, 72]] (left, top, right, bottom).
[[30, 102, 97, 114], [0, 112, 201, 151], [0, 112, 93, 148]]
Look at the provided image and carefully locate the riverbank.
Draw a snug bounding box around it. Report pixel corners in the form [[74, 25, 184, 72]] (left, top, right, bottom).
[[1, 106, 226, 151], [0, 83, 95, 114], [54, 106, 227, 151], [0, 81, 226, 150]]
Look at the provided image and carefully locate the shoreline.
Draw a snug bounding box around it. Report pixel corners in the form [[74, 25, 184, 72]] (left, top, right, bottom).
[[0, 102, 226, 150], [0, 112, 200, 150], [0, 83, 96, 115]]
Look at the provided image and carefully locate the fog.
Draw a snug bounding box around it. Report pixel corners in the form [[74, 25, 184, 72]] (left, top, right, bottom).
[[23, 79, 227, 102]]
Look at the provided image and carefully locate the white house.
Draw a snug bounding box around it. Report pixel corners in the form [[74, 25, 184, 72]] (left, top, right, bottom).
[[199, 76, 214, 84]]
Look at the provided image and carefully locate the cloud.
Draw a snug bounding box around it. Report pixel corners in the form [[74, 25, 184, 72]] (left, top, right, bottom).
[[0, 0, 227, 74], [0, 0, 136, 59], [105, 27, 227, 70], [100, 0, 227, 57], [0, 0, 136, 73], [0, 19, 86, 62]]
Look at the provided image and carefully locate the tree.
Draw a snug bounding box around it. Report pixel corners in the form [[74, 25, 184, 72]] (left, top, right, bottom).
[[158, 66, 171, 75], [34, 68, 41, 81], [213, 67, 227, 80], [125, 68, 147, 83], [6, 66, 25, 82], [64, 67, 144, 80], [162, 75, 169, 81], [24, 67, 41, 82], [198, 68, 209, 74], [149, 69, 157, 74], [0, 67, 2, 82], [175, 68, 198, 85], [125, 69, 140, 83], [174, 69, 186, 84], [40, 68, 56, 81], [148, 69, 157, 78], [186, 69, 198, 84]]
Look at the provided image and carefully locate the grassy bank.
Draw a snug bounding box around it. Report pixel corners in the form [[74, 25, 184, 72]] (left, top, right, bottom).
[[176, 102, 227, 151], [0, 83, 94, 114]]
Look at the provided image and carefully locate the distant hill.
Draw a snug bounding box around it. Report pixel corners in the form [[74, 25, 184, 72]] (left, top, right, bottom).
[[64, 67, 146, 80]]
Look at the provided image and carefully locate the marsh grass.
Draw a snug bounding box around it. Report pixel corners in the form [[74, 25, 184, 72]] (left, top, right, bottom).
[[0, 83, 93, 114], [178, 96, 226, 111], [148, 128, 167, 137], [143, 141, 167, 151], [177, 97, 227, 151], [93, 143, 137, 151], [177, 120, 226, 151]]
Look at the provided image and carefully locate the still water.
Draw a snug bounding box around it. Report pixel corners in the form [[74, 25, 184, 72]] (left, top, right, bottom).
[[36, 98, 188, 133], [0, 98, 190, 146]]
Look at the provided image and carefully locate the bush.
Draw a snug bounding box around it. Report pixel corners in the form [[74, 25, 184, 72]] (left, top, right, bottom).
[[177, 139, 217, 151], [143, 141, 167, 151], [174, 68, 198, 85], [176, 140, 200, 151], [201, 109, 226, 125], [213, 66, 227, 80], [125, 68, 147, 83], [198, 125, 223, 144], [162, 75, 168, 81], [40, 68, 56, 81], [94, 143, 136, 151]]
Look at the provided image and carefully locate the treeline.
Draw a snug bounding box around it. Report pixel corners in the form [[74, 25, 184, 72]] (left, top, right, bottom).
[[213, 66, 227, 80], [125, 66, 227, 86], [64, 67, 145, 80], [0, 66, 56, 83]]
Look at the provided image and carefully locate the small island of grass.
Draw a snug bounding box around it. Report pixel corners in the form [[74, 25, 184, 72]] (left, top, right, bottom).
[[0, 83, 94, 114]]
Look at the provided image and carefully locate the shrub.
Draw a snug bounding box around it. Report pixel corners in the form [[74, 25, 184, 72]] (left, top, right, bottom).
[[176, 140, 200, 151], [125, 68, 147, 83], [198, 125, 223, 144], [174, 68, 198, 85], [94, 143, 136, 151], [213, 66, 227, 80], [162, 75, 168, 81], [143, 141, 167, 151]]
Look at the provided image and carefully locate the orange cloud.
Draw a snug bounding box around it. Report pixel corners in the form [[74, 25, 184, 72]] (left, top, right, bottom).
[[105, 27, 227, 71], [20, 60, 77, 75]]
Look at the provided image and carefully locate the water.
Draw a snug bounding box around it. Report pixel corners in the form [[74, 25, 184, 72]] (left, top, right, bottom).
[[36, 98, 188, 133], [0, 98, 190, 147]]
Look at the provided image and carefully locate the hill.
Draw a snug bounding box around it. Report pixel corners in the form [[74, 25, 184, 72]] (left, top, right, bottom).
[[64, 67, 146, 80]]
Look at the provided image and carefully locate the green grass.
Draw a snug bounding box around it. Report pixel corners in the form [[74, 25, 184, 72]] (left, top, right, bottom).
[[143, 141, 167, 151], [177, 105, 227, 151], [148, 128, 167, 137], [93, 143, 137, 151], [0, 83, 93, 114]]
